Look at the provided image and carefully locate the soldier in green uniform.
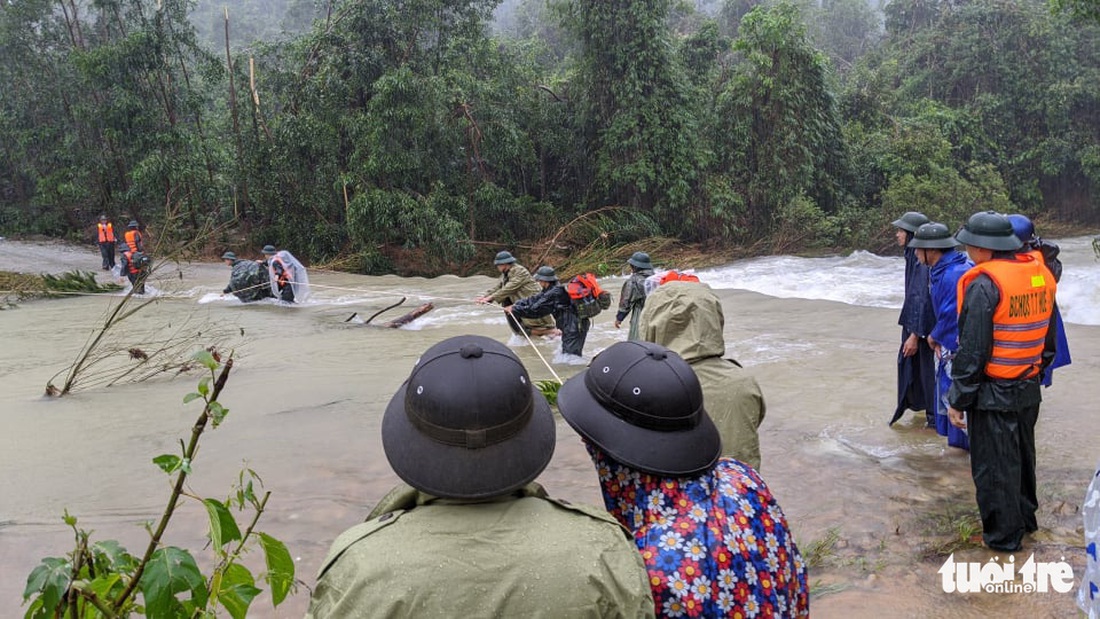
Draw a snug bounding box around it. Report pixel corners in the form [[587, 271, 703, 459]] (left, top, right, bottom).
[[307, 335, 655, 618], [615, 251, 655, 340], [476, 250, 557, 335]]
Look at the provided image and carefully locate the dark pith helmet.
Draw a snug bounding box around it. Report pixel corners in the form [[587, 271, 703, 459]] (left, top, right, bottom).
[[891, 211, 930, 233], [99, 214, 107, 222], [908, 222, 958, 250], [627, 251, 653, 270], [955, 211, 1022, 252], [381, 335, 555, 499], [262, 245, 277, 255], [493, 250, 516, 265], [557, 341, 720, 476], [1007, 214, 1036, 244], [534, 266, 558, 282], [127, 220, 139, 229], [221, 251, 237, 261]]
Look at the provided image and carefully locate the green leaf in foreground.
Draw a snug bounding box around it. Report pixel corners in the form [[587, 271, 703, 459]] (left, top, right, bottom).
[[153, 454, 182, 474], [259, 532, 295, 605], [191, 349, 217, 371], [217, 563, 262, 619], [140, 547, 207, 618], [23, 557, 70, 613], [203, 498, 242, 550]]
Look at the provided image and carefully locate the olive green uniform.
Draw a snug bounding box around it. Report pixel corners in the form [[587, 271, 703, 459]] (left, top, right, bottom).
[[639, 282, 766, 470], [307, 483, 655, 618], [484, 263, 555, 331]]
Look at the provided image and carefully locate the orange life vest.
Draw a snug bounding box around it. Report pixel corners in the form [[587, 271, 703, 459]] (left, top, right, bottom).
[[97, 222, 115, 243], [122, 250, 140, 275], [658, 270, 700, 286], [956, 253, 1056, 380], [125, 229, 142, 252], [271, 255, 291, 286]]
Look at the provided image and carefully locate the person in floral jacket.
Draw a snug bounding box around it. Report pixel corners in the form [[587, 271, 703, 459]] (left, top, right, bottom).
[[558, 340, 809, 618]]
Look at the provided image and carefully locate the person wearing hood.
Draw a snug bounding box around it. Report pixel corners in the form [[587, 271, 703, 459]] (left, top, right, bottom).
[[508, 266, 589, 357], [557, 341, 809, 618], [638, 280, 765, 470], [908, 222, 971, 450], [890, 211, 937, 427], [615, 251, 655, 340], [476, 251, 556, 336], [1008, 214, 1071, 387], [307, 335, 655, 618], [948, 211, 1057, 552]]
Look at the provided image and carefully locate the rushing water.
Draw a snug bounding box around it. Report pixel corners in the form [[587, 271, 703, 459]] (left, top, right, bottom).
[[1, 237, 1097, 618]]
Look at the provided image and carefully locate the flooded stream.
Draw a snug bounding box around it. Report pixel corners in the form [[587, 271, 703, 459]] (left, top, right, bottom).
[[1, 238, 1097, 617]]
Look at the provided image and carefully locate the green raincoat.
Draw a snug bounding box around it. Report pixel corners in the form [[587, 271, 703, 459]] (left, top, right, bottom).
[[307, 483, 655, 618], [638, 282, 766, 470], [617, 269, 654, 341], [484, 263, 555, 331]]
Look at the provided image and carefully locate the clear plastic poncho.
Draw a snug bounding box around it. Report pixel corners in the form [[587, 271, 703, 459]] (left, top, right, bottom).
[[268, 250, 310, 302]]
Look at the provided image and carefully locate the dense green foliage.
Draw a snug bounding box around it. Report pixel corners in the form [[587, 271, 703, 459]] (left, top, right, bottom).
[[2, 0, 1099, 273]]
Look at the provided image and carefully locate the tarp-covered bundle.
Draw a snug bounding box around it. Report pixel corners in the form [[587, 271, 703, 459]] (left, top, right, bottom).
[[229, 260, 271, 302]]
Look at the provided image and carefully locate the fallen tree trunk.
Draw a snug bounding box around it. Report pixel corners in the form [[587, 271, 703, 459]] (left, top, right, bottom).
[[381, 302, 434, 328]]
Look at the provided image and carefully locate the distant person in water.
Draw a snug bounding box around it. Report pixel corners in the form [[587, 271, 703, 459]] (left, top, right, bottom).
[[123, 220, 144, 254], [615, 251, 655, 340], [908, 222, 971, 450], [476, 251, 556, 336], [889, 211, 936, 427], [306, 335, 654, 618], [507, 266, 589, 358], [1008, 214, 1071, 386], [260, 244, 300, 303], [557, 340, 809, 618], [222, 251, 272, 303], [95, 215, 116, 271], [118, 242, 148, 294]]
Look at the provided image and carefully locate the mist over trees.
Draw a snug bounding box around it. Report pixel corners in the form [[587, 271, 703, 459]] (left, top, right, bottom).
[[1, 0, 1098, 273]]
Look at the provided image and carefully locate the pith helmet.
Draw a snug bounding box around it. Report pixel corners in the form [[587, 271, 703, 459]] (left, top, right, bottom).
[[534, 266, 558, 282], [493, 251, 516, 265], [382, 335, 555, 499], [262, 245, 277, 255], [221, 251, 237, 261], [99, 214, 107, 222], [127, 220, 139, 229], [1007, 214, 1036, 244], [557, 341, 721, 476], [891, 211, 930, 233], [908, 222, 958, 250], [627, 251, 653, 270], [955, 211, 1022, 252]]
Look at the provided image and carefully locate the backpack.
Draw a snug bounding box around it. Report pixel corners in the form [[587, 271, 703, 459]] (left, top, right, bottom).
[[566, 273, 612, 319]]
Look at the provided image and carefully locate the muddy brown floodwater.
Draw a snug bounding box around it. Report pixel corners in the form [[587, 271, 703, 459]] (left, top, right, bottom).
[[1, 239, 1096, 618]]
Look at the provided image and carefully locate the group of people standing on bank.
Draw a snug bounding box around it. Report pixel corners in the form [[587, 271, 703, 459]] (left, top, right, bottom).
[[94, 215, 148, 294], [892, 209, 1071, 553]]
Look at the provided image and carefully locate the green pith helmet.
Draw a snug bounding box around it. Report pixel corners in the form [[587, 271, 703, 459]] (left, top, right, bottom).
[[221, 251, 237, 261], [891, 211, 930, 233], [908, 222, 958, 250], [534, 266, 558, 282], [627, 251, 653, 270], [493, 251, 516, 265], [955, 211, 1022, 252], [127, 220, 139, 229], [262, 244, 277, 255]]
